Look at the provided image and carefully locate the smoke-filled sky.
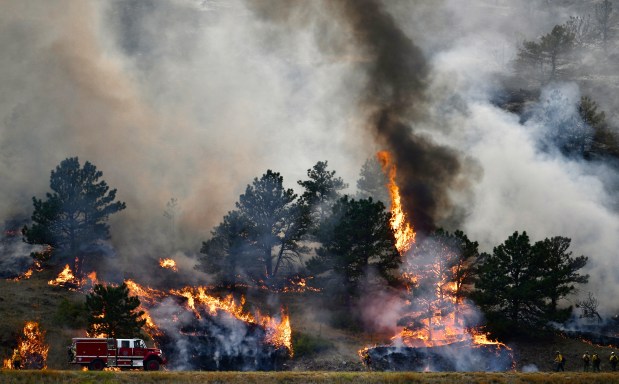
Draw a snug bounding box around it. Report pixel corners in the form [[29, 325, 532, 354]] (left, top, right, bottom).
[[2, 1, 619, 311]]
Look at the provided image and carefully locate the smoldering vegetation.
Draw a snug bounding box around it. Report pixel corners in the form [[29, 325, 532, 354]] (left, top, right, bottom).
[[364, 342, 513, 372], [148, 297, 289, 371]]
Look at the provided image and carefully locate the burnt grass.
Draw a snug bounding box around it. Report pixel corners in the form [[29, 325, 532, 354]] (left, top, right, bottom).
[[2, 273, 619, 374]]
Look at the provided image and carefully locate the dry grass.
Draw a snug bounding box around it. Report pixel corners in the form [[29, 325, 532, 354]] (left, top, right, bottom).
[[3, 371, 619, 384]]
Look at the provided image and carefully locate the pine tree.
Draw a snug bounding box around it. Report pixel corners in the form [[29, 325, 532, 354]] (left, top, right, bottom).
[[86, 283, 146, 338]]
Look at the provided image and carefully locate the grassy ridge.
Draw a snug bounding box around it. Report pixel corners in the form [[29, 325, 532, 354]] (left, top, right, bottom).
[[3, 371, 619, 384]]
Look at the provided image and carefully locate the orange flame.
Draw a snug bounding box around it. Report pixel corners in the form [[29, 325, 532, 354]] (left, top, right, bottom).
[[159, 258, 178, 271], [47, 264, 97, 291], [377, 151, 415, 253], [363, 152, 507, 354], [2, 321, 49, 369], [48, 264, 79, 287], [125, 279, 293, 354]]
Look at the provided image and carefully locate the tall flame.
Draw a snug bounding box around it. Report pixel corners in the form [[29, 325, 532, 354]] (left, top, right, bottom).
[[362, 151, 508, 356], [2, 321, 49, 370], [377, 151, 415, 254]]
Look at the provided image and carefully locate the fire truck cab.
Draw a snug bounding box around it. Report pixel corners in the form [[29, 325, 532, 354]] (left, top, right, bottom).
[[68, 337, 166, 371]]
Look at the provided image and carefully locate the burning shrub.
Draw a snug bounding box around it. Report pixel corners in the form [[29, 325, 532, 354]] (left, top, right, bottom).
[[2, 321, 49, 370], [126, 280, 293, 371]]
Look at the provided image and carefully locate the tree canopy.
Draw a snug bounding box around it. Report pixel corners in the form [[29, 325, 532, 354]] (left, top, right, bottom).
[[356, 156, 390, 206], [199, 170, 309, 283], [516, 24, 575, 85], [473, 231, 588, 338], [307, 196, 400, 293], [22, 157, 126, 276], [86, 283, 146, 338], [297, 160, 347, 231]]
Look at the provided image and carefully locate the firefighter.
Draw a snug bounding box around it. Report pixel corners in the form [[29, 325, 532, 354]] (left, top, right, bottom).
[[610, 352, 618, 371], [554, 351, 565, 372], [592, 352, 600, 372], [582, 351, 591, 371]]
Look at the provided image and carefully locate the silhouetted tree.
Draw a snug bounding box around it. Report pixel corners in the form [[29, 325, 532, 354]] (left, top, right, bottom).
[[163, 197, 179, 246], [297, 161, 347, 231], [535, 236, 588, 322], [22, 157, 126, 276], [198, 210, 257, 284], [307, 196, 399, 294], [356, 156, 390, 206], [473, 231, 545, 336], [576, 292, 603, 323], [595, 0, 613, 48], [473, 231, 588, 338], [516, 24, 575, 85], [86, 283, 146, 338], [579, 96, 619, 159], [200, 170, 309, 283]]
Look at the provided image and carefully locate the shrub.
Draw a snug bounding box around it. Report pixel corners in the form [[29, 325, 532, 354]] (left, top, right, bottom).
[[292, 331, 334, 358]]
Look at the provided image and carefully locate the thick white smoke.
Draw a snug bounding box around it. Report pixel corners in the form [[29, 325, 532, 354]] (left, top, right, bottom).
[[418, 2, 619, 315]]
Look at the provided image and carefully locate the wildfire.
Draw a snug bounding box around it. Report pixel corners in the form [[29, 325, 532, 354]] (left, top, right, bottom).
[[360, 152, 508, 368], [11, 249, 48, 281], [281, 276, 321, 293], [47, 264, 98, 291], [159, 258, 178, 271], [125, 279, 293, 354], [48, 264, 78, 286], [377, 151, 415, 253], [2, 321, 49, 370]]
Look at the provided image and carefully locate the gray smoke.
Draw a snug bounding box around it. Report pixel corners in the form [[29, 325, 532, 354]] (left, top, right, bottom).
[[3, 0, 619, 320]]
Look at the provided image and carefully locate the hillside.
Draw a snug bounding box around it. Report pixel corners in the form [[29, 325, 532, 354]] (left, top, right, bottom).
[[2, 272, 619, 373]]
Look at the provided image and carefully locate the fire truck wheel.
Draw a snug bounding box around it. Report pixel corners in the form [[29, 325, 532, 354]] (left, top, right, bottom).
[[144, 359, 160, 371], [88, 359, 105, 371]]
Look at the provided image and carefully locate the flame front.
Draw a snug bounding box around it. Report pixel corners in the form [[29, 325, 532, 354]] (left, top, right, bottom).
[[125, 280, 293, 355], [2, 321, 49, 370], [377, 151, 415, 253], [159, 258, 178, 271], [48, 264, 78, 287], [47, 264, 97, 291]]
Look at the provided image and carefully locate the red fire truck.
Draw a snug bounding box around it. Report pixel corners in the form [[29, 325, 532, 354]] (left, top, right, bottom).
[[68, 338, 167, 370]]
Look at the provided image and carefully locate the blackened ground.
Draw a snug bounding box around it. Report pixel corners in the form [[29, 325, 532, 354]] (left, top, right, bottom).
[[362, 341, 514, 372]]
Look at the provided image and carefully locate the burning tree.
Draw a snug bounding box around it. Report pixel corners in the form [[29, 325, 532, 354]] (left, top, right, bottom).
[[2, 321, 49, 370], [360, 151, 513, 372], [86, 282, 146, 338], [395, 230, 483, 347], [22, 157, 126, 277]]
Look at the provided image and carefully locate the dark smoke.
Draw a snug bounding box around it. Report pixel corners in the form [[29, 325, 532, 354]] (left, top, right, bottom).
[[250, 0, 463, 233], [337, 0, 462, 233]]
